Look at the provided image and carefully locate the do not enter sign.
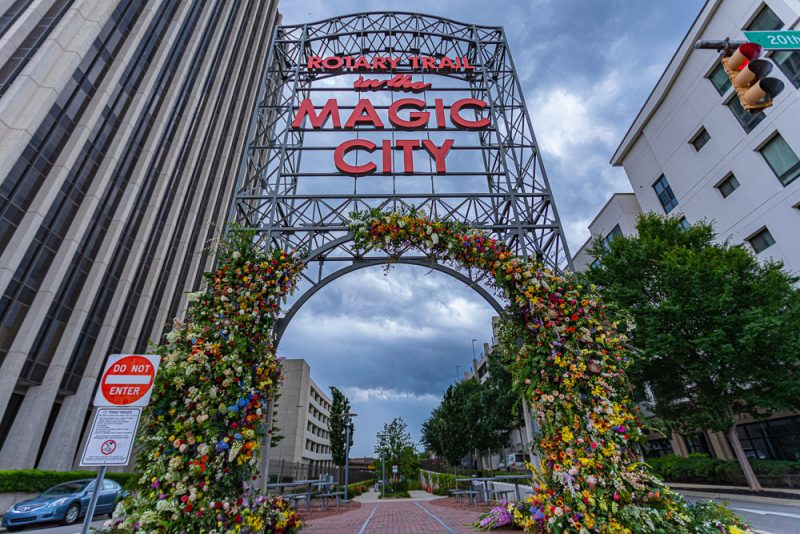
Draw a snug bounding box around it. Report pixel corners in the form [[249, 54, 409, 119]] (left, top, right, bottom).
[[94, 354, 160, 407]]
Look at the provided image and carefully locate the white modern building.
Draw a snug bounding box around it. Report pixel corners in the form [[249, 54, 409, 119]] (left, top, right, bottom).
[[270, 359, 334, 480], [573, 0, 800, 463], [574, 0, 800, 276]]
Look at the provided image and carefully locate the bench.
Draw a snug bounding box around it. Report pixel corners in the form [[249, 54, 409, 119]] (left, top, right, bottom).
[[487, 488, 513, 502], [315, 491, 344, 510], [284, 492, 311, 511], [449, 489, 480, 505]]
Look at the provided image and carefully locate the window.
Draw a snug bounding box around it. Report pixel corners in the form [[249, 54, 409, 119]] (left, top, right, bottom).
[[772, 50, 800, 89], [760, 134, 800, 186], [746, 5, 783, 31], [716, 173, 740, 198], [708, 62, 731, 95], [601, 224, 622, 249], [643, 438, 674, 458], [653, 175, 678, 213], [683, 433, 711, 455], [678, 217, 690, 229], [690, 128, 711, 151], [727, 97, 765, 133], [735, 415, 800, 460], [748, 227, 776, 253]]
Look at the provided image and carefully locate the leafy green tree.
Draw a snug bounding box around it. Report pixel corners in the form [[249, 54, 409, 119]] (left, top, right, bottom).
[[421, 384, 474, 469], [585, 214, 800, 490], [327, 386, 353, 467], [375, 418, 415, 478]]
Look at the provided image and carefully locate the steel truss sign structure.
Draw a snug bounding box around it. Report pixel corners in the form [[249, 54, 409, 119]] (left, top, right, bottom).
[[228, 12, 572, 340]]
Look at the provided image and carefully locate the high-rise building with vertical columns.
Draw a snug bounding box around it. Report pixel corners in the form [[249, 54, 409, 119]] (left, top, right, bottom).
[[0, 0, 280, 470]]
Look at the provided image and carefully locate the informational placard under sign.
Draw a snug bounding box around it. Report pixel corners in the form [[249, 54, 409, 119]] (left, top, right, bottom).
[[80, 408, 141, 466], [94, 354, 160, 407]]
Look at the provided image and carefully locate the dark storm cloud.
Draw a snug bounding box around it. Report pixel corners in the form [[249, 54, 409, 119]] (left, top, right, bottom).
[[276, 0, 706, 454]]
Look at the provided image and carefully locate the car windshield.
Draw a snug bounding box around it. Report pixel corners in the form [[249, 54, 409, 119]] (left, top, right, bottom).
[[41, 481, 90, 496]]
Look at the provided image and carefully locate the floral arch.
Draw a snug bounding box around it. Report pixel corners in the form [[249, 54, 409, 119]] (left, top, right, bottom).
[[111, 210, 745, 533]]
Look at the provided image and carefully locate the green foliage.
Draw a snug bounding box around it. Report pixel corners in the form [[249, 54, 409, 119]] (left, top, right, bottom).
[[419, 469, 457, 495], [328, 386, 353, 467], [421, 358, 518, 470], [0, 470, 137, 493], [375, 418, 417, 478], [646, 454, 800, 485], [585, 214, 800, 435], [338, 479, 373, 497]]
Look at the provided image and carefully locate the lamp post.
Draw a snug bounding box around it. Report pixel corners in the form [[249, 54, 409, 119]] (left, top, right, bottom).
[[377, 432, 388, 499], [343, 412, 357, 502]]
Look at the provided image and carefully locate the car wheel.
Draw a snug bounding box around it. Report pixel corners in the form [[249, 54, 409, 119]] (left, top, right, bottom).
[[64, 502, 80, 525]]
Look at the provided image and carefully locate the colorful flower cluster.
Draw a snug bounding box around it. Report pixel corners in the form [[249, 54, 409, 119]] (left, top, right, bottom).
[[108, 226, 303, 533], [350, 209, 750, 533], [477, 501, 521, 530]]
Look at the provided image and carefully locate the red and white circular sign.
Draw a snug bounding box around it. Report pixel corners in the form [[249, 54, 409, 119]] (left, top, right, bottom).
[[97, 354, 159, 406]]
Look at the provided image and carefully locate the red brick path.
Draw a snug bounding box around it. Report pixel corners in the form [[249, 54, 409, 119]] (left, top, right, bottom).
[[302, 500, 482, 533]]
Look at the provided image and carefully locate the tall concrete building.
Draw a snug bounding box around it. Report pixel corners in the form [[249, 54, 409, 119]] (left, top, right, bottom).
[[573, 0, 800, 462], [574, 0, 800, 275], [271, 360, 334, 480], [0, 0, 280, 469]]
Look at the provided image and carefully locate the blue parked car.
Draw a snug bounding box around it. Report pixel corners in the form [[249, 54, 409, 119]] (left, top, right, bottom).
[[1, 478, 121, 531]]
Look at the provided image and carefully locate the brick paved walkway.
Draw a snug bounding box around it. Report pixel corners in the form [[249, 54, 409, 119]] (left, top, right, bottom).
[[302, 500, 481, 533]]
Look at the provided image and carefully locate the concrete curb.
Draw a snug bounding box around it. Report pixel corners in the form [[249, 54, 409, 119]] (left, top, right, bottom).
[[676, 489, 800, 506]]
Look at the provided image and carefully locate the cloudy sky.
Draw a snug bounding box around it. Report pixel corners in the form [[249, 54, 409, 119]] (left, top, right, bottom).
[[277, 0, 705, 456]]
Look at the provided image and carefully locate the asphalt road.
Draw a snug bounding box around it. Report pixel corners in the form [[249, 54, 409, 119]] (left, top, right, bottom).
[[684, 495, 800, 534], [1, 517, 105, 533]]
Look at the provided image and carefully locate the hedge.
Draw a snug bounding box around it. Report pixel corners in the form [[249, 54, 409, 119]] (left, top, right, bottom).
[[0, 469, 138, 493], [646, 454, 800, 487], [419, 469, 457, 495], [338, 479, 373, 497]]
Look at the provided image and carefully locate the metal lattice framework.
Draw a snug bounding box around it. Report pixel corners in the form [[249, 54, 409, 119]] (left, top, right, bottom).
[[228, 12, 572, 340]]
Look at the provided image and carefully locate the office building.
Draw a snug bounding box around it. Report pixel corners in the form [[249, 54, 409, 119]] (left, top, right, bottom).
[[0, 0, 280, 469]]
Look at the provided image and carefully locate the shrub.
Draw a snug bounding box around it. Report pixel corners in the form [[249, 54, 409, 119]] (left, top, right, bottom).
[[338, 479, 373, 497], [0, 469, 138, 493], [645, 454, 800, 487]]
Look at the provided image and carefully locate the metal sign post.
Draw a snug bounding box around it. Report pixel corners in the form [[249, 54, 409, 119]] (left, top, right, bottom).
[[81, 467, 107, 534], [79, 354, 159, 533]]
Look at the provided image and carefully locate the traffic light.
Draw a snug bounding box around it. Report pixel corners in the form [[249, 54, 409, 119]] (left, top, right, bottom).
[[722, 43, 785, 111]]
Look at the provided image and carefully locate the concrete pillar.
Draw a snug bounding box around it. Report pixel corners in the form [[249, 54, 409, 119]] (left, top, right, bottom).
[[670, 431, 688, 457], [707, 430, 735, 460]]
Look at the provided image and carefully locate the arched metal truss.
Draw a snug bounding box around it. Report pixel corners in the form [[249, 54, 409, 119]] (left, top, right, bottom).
[[228, 12, 572, 337]]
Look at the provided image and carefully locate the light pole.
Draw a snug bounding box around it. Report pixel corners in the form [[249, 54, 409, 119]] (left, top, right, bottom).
[[377, 432, 388, 499], [343, 412, 357, 502], [471, 338, 478, 360]]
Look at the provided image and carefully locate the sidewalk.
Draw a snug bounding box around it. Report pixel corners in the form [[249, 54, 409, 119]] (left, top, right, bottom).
[[354, 489, 444, 503]]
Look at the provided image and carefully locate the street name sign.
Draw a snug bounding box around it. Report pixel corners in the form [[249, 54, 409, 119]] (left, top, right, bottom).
[[79, 407, 141, 466], [94, 354, 160, 407], [744, 30, 800, 50]]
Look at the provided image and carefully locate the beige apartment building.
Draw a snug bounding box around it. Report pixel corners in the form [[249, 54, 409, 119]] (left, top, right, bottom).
[[270, 359, 335, 480]]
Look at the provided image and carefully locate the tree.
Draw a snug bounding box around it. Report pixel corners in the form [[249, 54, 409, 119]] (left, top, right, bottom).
[[375, 417, 415, 478], [328, 386, 353, 467], [585, 213, 800, 490], [421, 385, 473, 469]]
